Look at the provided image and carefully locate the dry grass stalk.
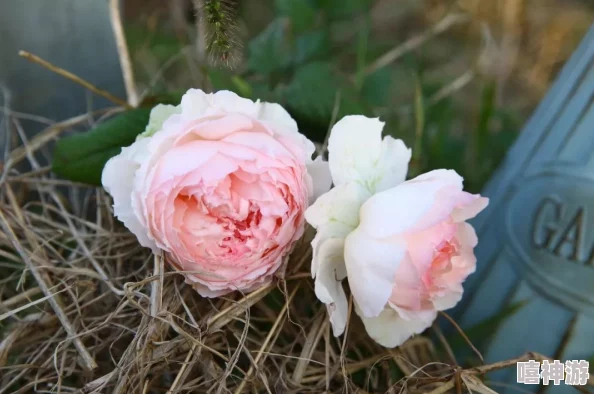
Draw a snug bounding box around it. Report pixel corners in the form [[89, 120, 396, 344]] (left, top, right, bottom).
[[109, 0, 140, 107], [18, 51, 131, 109], [365, 12, 470, 75]]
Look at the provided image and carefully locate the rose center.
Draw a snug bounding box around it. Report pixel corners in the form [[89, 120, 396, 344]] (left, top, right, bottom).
[[431, 239, 460, 272], [421, 238, 461, 292]]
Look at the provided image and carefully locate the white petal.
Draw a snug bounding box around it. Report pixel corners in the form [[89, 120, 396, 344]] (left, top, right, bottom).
[[451, 196, 489, 222], [180, 89, 260, 119], [327, 115, 411, 192], [457, 222, 479, 248], [102, 138, 157, 251], [357, 305, 437, 348], [180, 88, 211, 117], [314, 237, 349, 337], [259, 101, 317, 163], [258, 102, 299, 133], [304, 182, 370, 229], [212, 90, 260, 117], [189, 281, 233, 298], [137, 104, 181, 140], [375, 136, 411, 192], [431, 289, 463, 311], [311, 221, 353, 276], [358, 169, 463, 238], [328, 115, 382, 187], [306, 156, 332, 203], [344, 227, 406, 318]]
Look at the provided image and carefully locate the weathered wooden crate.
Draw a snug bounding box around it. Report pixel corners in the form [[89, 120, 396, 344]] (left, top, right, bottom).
[[455, 22, 594, 393]]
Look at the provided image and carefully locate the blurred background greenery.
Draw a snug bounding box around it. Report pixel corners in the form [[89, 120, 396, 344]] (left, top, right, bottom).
[[123, 0, 593, 192]]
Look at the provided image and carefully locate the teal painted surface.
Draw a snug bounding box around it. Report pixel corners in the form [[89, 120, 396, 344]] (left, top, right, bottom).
[[455, 23, 594, 393], [0, 0, 126, 156]]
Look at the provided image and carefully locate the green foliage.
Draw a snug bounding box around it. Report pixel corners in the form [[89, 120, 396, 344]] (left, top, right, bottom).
[[318, 0, 371, 20], [125, 24, 183, 64], [294, 30, 330, 65], [237, 2, 519, 188], [54, 0, 521, 192], [361, 67, 393, 107], [140, 90, 185, 107], [247, 19, 293, 74], [276, 0, 317, 33], [52, 109, 152, 186], [284, 62, 369, 127]]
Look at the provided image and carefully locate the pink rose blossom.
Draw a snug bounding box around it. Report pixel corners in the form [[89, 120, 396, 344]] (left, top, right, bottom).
[[305, 115, 488, 347], [345, 169, 488, 347], [102, 89, 330, 297]]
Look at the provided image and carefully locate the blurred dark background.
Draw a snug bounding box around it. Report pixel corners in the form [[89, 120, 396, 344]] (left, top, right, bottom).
[[121, 0, 594, 193]]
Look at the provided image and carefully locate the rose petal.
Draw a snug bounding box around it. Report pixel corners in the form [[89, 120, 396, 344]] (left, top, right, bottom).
[[374, 136, 411, 192], [304, 182, 370, 229], [257, 102, 298, 133], [357, 305, 437, 348], [451, 195, 489, 222], [180, 88, 211, 117], [314, 237, 349, 336], [138, 104, 182, 139], [358, 169, 464, 238], [310, 221, 353, 276], [306, 156, 332, 203], [327, 115, 411, 192], [212, 90, 260, 117], [344, 227, 406, 317], [102, 138, 157, 250]]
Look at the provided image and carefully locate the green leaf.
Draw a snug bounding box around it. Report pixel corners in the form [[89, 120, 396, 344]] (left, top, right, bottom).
[[476, 79, 497, 152], [411, 74, 425, 176], [293, 30, 330, 65], [208, 68, 276, 102], [361, 67, 392, 107], [208, 68, 239, 93], [125, 24, 183, 63], [139, 90, 184, 107], [247, 19, 292, 75], [284, 62, 369, 128], [355, 15, 370, 88], [52, 108, 152, 186], [276, 0, 317, 33], [319, 0, 370, 20]]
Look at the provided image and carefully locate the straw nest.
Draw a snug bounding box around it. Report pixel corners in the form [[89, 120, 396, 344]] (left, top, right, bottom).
[[0, 111, 569, 394]]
